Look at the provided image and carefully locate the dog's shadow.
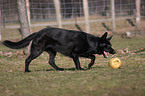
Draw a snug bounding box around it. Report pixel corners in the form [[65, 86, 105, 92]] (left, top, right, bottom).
[[34, 68, 75, 72], [35, 66, 106, 72], [47, 68, 76, 71]]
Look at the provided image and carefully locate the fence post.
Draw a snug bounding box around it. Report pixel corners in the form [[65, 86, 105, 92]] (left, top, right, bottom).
[[26, 0, 31, 30], [54, 0, 62, 28], [110, 0, 116, 33], [83, 0, 90, 33], [136, 0, 141, 34], [17, 0, 31, 54], [0, 7, 1, 41]]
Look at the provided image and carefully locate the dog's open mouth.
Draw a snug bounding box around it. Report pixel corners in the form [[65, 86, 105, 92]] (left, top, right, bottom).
[[103, 51, 108, 58]]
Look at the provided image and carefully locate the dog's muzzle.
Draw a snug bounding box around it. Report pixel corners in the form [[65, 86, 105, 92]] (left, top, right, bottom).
[[103, 50, 116, 58]]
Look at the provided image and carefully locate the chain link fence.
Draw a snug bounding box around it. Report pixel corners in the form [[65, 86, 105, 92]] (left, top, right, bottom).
[[0, 0, 145, 51]]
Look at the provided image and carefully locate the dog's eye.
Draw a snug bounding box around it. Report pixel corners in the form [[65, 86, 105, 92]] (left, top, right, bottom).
[[100, 43, 106, 47]]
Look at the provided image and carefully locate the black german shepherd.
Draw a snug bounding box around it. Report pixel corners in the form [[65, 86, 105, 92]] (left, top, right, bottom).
[[2, 27, 115, 72]]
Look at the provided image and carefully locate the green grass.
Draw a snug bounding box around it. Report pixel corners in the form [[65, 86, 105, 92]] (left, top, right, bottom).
[[0, 36, 145, 96], [0, 17, 145, 95]]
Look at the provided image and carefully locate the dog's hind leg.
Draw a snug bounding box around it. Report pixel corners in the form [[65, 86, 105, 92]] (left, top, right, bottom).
[[25, 45, 43, 72], [46, 50, 64, 71]]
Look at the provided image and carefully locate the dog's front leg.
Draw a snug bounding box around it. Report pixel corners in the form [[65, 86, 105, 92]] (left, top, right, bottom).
[[80, 54, 95, 69], [87, 55, 95, 69], [72, 54, 84, 70]]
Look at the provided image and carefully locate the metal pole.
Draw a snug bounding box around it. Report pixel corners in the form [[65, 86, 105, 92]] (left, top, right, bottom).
[[83, 0, 90, 33], [136, 0, 141, 34], [0, 7, 1, 41], [54, 0, 62, 28], [110, 0, 116, 33]]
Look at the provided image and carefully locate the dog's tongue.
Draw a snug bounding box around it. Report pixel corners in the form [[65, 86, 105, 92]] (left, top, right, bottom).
[[103, 51, 108, 58]]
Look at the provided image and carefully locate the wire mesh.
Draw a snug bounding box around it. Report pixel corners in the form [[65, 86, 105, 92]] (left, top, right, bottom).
[[0, 0, 145, 52]]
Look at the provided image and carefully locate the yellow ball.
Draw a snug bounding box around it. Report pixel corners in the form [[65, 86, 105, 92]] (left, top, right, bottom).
[[109, 58, 121, 69]]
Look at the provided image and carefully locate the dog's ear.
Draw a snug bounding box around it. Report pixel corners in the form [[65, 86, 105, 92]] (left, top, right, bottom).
[[107, 35, 113, 41], [101, 32, 108, 40]]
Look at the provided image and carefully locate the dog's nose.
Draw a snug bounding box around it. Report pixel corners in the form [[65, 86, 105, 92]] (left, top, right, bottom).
[[109, 51, 116, 54]]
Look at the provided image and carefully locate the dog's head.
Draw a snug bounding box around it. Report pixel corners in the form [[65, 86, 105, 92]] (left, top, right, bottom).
[[99, 32, 116, 58]]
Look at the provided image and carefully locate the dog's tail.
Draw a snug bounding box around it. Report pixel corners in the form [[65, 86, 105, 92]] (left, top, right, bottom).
[[2, 33, 37, 49]]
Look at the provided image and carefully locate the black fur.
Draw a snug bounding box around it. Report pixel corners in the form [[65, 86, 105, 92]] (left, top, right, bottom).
[[2, 27, 115, 72]]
